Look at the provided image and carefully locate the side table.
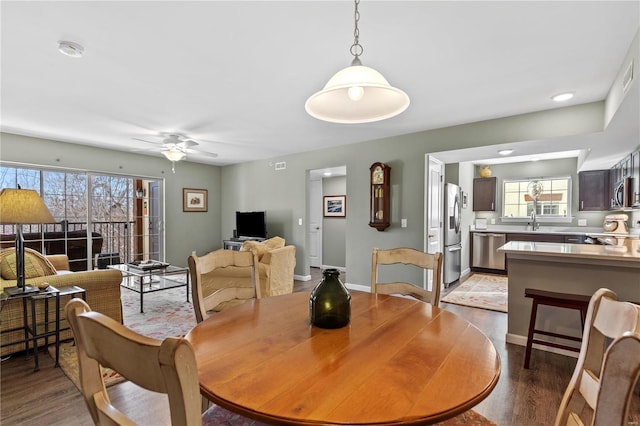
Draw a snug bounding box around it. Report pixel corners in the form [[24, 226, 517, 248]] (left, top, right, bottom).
[[26, 285, 86, 371]]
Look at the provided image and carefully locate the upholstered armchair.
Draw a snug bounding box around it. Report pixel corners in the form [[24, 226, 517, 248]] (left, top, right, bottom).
[[194, 237, 296, 311]]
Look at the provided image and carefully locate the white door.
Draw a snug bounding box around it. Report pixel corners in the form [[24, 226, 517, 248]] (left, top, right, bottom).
[[309, 179, 322, 268], [424, 155, 444, 291]]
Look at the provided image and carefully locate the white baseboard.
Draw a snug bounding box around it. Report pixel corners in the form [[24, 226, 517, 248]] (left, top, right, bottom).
[[321, 265, 346, 272], [295, 274, 311, 281], [345, 283, 370, 292], [506, 333, 579, 359]]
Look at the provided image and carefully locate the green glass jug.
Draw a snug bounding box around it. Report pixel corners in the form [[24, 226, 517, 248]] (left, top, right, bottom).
[[309, 268, 351, 329]]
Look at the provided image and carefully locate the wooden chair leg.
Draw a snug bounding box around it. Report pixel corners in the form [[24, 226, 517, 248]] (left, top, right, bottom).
[[524, 300, 539, 369]]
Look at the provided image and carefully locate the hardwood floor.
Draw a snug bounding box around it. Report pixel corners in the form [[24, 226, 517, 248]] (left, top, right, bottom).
[[0, 270, 634, 425]]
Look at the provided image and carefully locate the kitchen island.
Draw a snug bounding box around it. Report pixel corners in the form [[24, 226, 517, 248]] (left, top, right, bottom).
[[499, 240, 640, 354]]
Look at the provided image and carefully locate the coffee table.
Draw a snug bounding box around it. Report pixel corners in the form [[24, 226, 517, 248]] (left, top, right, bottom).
[[108, 263, 189, 313]]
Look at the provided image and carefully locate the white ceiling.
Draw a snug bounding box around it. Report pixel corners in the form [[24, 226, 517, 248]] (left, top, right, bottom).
[[1, 1, 639, 168]]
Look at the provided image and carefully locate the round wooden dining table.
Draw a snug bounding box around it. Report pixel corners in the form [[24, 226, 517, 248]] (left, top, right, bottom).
[[185, 290, 501, 425]]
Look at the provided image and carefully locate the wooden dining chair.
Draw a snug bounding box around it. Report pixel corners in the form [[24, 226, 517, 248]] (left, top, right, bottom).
[[555, 288, 640, 426], [65, 297, 202, 425], [65, 298, 268, 426], [371, 247, 444, 306], [188, 249, 261, 323]]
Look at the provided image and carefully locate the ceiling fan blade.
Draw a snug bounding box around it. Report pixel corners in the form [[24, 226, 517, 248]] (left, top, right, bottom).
[[188, 149, 218, 158], [132, 137, 163, 145], [179, 139, 199, 148]]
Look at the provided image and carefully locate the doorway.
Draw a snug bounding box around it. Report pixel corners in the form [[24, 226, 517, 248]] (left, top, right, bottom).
[[307, 166, 347, 272]]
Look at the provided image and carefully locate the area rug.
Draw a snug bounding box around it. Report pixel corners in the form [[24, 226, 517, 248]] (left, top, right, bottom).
[[49, 280, 197, 390], [441, 273, 508, 313]]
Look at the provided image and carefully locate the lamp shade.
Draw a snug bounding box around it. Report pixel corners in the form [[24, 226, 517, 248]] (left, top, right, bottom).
[[305, 65, 410, 124], [0, 188, 55, 224], [162, 149, 187, 162]]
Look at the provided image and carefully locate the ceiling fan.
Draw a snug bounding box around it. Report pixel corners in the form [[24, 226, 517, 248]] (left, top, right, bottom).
[[132, 133, 218, 172]]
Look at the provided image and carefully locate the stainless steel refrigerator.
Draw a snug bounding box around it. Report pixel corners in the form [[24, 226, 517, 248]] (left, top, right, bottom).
[[443, 183, 462, 286]]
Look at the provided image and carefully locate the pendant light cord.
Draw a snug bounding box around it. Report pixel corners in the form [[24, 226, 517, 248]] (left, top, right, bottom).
[[349, 0, 363, 66]]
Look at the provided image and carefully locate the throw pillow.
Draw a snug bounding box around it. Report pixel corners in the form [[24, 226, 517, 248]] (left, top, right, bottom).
[[0, 248, 57, 280], [262, 236, 285, 250], [240, 241, 270, 259]]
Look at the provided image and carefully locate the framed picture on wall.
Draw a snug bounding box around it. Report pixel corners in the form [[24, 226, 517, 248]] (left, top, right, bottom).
[[324, 195, 346, 217], [183, 188, 208, 212]]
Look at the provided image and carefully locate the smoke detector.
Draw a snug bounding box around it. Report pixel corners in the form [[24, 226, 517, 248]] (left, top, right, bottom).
[[58, 40, 84, 58]]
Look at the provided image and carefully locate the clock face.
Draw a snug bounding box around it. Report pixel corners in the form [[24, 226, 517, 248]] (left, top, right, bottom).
[[372, 166, 384, 184]]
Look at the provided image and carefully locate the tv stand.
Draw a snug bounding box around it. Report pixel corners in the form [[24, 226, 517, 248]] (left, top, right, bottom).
[[223, 237, 266, 251]]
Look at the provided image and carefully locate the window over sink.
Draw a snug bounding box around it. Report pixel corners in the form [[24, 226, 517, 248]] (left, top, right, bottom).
[[502, 176, 572, 223]]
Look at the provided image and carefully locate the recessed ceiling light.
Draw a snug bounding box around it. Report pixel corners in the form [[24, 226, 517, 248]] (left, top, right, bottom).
[[58, 40, 84, 58], [551, 92, 574, 102], [498, 149, 514, 156]]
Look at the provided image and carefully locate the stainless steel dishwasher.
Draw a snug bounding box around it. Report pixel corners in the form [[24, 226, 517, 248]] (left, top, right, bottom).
[[472, 233, 506, 270]]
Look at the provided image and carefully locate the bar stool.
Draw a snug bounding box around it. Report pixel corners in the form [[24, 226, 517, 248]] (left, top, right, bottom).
[[523, 288, 591, 369]]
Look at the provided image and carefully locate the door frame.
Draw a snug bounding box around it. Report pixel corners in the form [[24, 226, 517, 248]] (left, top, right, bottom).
[[424, 155, 444, 291]]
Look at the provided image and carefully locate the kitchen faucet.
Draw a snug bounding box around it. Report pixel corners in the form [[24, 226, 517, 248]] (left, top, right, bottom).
[[527, 180, 543, 231]]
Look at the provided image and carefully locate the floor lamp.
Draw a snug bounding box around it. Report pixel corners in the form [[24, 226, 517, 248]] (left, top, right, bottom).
[[0, 187, 55, 296]]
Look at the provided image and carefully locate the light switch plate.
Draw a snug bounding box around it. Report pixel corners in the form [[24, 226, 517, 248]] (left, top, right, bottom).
[[401, 219, 407, 228]]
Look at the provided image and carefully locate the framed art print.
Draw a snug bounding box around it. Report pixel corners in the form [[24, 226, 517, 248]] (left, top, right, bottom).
[[324, 195, 346, 217], [183, 188, 208, 212]]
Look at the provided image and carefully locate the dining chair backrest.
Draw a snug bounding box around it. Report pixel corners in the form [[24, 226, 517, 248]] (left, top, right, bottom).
[[555, 288, 640, 426], [188, 249, 261, 323], [371, 247, 443, 306], [65, 298, 203, 426]]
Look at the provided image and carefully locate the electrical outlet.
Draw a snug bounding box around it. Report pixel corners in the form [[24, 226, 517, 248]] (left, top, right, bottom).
[[578, 219, 587, 226], [298, 218, 302, 226], [490, 218, 496, 225], [401, 219, 407, 228]]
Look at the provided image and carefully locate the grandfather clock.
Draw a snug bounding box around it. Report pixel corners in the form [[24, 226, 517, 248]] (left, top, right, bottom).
[[369, 162, 391, 231]]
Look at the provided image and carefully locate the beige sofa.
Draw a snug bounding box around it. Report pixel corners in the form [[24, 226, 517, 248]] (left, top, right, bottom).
[[198, 237, 296, 309], [1, 248, 123, 356]]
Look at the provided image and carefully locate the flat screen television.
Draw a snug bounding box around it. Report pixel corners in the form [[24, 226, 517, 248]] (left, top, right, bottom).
[[236, 211, 267, 239]]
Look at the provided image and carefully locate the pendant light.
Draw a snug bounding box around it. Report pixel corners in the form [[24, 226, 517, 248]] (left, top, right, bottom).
[[305, 0, 409, 124]]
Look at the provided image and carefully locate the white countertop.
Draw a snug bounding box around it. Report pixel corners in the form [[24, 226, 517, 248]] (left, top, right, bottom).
[[499, 240, 640, 262], [470, 225, 604, 235]]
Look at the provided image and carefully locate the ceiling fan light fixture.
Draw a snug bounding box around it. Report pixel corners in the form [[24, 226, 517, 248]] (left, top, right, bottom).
[[57, 40, 84, 58], [305, 0, 409, 124], [161, 149, 186, 162]]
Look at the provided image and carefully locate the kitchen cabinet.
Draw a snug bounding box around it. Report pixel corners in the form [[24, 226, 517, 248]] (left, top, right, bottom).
[[505, 233, 565, 243], [473, 177, 496, 211], [578, 170, 609, 211]]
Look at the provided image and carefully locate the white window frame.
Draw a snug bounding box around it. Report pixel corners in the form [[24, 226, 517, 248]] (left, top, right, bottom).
[[501, 176, 573, 224]]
